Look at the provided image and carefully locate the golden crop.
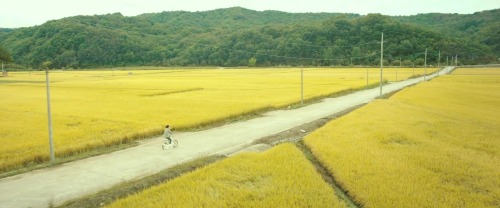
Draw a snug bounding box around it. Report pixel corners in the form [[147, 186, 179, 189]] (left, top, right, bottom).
[[105, 143, 346, 208], [0, 67, 436, 172], [304, 68, 500, 207]]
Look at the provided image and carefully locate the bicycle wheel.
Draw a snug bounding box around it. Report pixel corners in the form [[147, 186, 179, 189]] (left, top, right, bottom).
[[173, 140, 178, 148]]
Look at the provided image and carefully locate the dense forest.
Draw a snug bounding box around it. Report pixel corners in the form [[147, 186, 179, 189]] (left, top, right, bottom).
[[0, 7, 498, 69]]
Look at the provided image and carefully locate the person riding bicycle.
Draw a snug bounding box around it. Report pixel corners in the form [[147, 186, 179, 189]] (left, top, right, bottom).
[[163, 124, 172, 144]]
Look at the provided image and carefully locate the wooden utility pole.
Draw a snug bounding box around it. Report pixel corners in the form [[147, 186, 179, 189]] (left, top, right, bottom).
[[397, 57, 401, 81], [424, 48, 427, 81], [438, 51, 441, 67], [301, 65, 304, 105], [437, 51, 441, 76], [380, 32, 384, 95], [366, 67, 369, 86], [45, 67, 55, 162]]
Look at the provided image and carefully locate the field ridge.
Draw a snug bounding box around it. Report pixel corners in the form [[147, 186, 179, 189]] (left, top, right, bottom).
[[295, 141, 361, 208]]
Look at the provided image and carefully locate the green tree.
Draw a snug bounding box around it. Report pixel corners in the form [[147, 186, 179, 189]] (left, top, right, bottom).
[[248, 57, 257, 67], [0, 8, 497, 68], [0, 45, 13, 73], [0, 45, 13, 63], [42, 61, 53, 69], [415, 58, 425, 66], [351, 47, 361, 65]]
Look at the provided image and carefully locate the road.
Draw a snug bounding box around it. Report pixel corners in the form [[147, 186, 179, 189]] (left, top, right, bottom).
[[0, 67, 453, 208]]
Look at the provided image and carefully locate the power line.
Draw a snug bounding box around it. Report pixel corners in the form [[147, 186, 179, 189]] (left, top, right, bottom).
[[212, 45, 381, 62], [283, 40, 380, 49]]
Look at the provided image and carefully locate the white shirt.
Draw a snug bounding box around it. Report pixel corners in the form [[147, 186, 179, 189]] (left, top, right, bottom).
[[163, 127, 172, 138]]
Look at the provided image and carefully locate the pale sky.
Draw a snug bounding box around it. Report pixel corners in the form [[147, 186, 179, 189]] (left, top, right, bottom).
[[1, 0, 499, 28]]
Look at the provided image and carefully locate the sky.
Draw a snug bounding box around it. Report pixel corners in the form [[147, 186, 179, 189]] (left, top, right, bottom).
[[1, 0, 499, 28]]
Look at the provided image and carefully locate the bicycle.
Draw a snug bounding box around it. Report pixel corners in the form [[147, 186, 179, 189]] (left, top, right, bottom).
[[162, 137, 178, 150]]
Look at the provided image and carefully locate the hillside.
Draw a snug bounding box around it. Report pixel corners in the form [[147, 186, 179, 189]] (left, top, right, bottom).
[[396, 9, 500, 56], [0, 7, 498, 69], [395, 9, 499, 36]]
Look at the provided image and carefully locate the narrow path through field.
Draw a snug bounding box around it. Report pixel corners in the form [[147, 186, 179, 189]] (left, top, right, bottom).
[[0, 67, 453, 208]]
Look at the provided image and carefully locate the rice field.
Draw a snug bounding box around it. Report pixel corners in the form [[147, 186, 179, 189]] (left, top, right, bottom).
[[304, 68, 500, 207], [0, 67, 436, 172], [105, 143, 346, 208]]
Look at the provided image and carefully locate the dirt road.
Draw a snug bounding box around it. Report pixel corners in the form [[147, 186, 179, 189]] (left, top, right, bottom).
[[0, 67, 453, 208]]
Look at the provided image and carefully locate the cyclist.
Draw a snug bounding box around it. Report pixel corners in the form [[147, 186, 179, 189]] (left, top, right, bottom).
[[163, 125, 172, 144]]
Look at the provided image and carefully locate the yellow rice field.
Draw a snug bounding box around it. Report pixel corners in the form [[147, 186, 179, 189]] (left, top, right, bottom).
[[105, 143, 346, 208], [304, 68, 500, 207], [0, 67, 436, 172]]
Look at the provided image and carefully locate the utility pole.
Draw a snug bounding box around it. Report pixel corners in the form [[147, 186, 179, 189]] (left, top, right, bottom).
[[397, 57, 401, 81], [380, 32, 384, 96], [438, 51, 441, 76], [45, 67, 55, 162], [301, 64, 304, 105], [424, 48, 427, 81], [413, 64, 415, 76], [446, 56, 449, 66], [366, 67, 369, 86], [455, 54, 458, 66], [438, 51, 441, 68]]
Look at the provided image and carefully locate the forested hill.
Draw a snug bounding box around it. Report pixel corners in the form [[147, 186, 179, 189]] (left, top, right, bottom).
[[0, 7, 498, 69]]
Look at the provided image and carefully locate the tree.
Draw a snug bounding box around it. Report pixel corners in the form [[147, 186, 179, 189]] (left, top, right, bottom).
[[0, 8, 497, 68], [0, 46, 13, 61], [475, 22, 500, 57], [415, 58, 425, 66], [351, 47, 361, 65], [248, 57, 257, 67], [0, 45, 13, 73], [42, 61, 53, 69]]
